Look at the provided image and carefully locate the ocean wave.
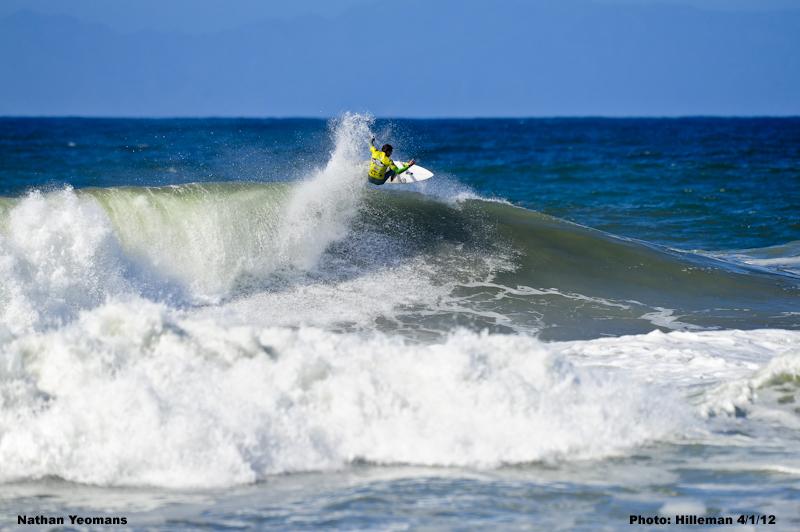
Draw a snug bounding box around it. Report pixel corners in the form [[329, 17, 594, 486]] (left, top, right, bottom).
[[0, 298, 695, 488], [0, 113, 798, 343], [2, 295, 797, 489], [702, 340, 800, 420], [1, 182, 799, 339]]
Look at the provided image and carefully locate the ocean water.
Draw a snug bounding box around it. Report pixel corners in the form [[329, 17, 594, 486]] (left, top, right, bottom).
[[0, 115, 799, 530]]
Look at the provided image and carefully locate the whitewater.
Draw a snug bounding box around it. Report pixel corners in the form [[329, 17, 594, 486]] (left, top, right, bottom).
[[1, 115, 799, 529]]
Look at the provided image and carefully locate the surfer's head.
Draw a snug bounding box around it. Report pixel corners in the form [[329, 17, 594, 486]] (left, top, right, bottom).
[[381, 144, 393, 156]]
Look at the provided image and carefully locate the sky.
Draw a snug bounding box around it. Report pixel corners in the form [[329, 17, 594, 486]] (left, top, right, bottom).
[[1, 0, 798, 34], [1, 0, 798, 117]]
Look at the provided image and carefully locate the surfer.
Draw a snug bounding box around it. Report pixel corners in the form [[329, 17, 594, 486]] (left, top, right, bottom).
[[368, 137, 415, 185]]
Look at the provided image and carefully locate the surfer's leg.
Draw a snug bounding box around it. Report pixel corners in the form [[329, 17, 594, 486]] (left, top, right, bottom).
[[368, 170, 394, 186]]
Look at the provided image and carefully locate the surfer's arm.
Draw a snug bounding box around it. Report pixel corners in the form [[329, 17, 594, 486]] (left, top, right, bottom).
[[388, 160, 409, 175], [391, 159, 416, 175]]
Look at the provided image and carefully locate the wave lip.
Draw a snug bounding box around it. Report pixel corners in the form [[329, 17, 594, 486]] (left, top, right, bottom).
[[710, 240, 800, 277]]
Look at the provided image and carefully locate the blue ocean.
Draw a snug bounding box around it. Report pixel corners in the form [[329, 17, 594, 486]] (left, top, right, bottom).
[[0, 115, 799, 530]]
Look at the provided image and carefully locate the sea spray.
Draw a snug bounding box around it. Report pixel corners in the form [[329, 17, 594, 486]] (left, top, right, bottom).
[[0, 189, 132, 334], [0, 115, 377, 324], [274, 113, 374, 271], [96, 114, 376, 293]]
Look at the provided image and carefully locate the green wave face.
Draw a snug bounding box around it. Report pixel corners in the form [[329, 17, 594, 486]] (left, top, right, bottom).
[[2, 183, 798, 340], [358, 191, 800, 339], [87, 183, 295, 298]]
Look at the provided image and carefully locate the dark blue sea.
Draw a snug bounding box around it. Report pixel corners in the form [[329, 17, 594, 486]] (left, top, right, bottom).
[[1, 116, 799, 530]]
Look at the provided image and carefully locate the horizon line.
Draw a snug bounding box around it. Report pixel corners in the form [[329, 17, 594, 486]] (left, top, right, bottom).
[[2, 114, 800, 120]]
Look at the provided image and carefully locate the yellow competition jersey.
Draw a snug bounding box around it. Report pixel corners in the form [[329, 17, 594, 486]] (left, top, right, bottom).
[[369, 145, 400, 178]]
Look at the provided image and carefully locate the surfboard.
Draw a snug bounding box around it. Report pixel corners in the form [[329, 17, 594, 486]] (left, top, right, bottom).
[[385, 162, 434, 184]]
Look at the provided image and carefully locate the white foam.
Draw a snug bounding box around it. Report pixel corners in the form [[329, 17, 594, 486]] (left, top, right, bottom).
[[552, 328, 800, 425], [659, 499, 706, 516], [0, 189, 133, 334], [555, 329, 792, 389], [638, 307, 704, 331], [702, 345, 800, 418], [0, 299, 691, 488], [194, 256, 451, 330]]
